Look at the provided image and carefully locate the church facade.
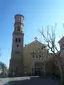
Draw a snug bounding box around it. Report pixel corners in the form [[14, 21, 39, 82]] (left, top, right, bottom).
[[9, 14, 58, 77]]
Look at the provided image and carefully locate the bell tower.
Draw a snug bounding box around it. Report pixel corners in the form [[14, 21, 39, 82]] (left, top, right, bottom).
[[9, 14, 24, 77]]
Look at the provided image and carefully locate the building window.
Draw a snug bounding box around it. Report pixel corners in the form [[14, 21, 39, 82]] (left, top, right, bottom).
[[19, 38, 21, 42], [15, 38, 17, 42], [39, 55, 41, 57], [17, 26, 20, 31], [17, 44, 19, 47], [36, 55, 38, 58], [15, 38, 21, 43], [39, 55, 41, 59], [32, 55, 35, 58]]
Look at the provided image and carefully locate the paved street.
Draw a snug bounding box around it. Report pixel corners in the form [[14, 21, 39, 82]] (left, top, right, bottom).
[[0, 76, 62, 85]]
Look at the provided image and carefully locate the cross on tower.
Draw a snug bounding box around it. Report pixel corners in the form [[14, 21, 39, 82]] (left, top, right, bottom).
[[34, 37, 38, 40]]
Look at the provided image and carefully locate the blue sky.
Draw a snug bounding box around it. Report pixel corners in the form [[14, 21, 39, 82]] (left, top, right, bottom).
[[0, 0, 64, 67]]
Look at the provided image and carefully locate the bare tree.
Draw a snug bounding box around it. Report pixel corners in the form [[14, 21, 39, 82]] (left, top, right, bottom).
[[39, 25, 63, 83]]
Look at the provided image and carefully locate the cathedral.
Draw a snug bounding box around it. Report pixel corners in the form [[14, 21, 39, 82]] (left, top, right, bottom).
[[9, 14, 60, 77]]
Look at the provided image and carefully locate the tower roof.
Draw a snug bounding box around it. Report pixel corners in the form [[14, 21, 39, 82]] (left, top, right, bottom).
[[15, 14, 24, 18]]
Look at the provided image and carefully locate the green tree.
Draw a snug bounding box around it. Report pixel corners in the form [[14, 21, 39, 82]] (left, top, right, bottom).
[[0, 62, 7, 75]]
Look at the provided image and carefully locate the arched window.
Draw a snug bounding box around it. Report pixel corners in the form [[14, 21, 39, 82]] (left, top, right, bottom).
[[36, 55, 38, 58], [15, 38, 17, 42], [17, 26, 20, 31], [15, 38, 21, 43], [19, 38, 21, 42], [39, 55, 41, 59], [32, 55, 35, 58]]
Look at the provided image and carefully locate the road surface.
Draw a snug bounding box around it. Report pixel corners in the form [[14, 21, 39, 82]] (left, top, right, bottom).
[[0, 76, 62, 85]]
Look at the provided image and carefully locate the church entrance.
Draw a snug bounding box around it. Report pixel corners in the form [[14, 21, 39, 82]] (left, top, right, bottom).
[[35, 68, 40, 75], [35, 68, 41, 76], [34, 62, 43, 76]]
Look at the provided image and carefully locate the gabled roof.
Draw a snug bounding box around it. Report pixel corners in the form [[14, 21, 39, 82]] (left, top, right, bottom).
[[58, 36, 64, 43], [24, 40, 46, 48]]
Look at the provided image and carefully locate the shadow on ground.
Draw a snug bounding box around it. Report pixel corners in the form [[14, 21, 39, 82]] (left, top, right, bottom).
[[3, 76, 62, 85]]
